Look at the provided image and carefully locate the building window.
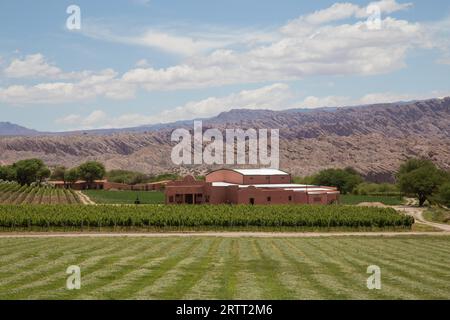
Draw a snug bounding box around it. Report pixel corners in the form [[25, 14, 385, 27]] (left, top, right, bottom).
[[169, 196, 174, 203], [267, 197, 271, 202], [205, 195, 210, 203], [288, 196, 292, 201]]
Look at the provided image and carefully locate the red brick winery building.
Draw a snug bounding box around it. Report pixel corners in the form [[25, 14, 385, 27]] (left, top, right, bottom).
[[165, 168, 339, 205]]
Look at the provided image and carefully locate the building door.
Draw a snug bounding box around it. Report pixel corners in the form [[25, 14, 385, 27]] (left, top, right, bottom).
[[185, 194, 194, 204], [249, 198, 255, 205]]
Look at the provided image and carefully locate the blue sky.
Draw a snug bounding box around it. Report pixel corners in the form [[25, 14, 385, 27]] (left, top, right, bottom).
[[0, 0, 449, 131]]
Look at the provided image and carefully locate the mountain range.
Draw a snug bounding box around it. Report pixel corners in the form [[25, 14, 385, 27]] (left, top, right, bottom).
[[1, 97, 449, 182]]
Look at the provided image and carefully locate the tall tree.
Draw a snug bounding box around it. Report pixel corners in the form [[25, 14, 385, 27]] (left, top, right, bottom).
[[77, 161, 106, 184], [51, 166, 67, 181], [64, 168, 79, 185], [12, 159, 49, 185], [397, 158, 445, 206], [0, 165, 16, 181], [313, 168, 362, 194]]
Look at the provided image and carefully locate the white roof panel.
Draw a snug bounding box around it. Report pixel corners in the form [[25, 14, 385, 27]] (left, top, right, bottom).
[[232, 168, 289, 176]]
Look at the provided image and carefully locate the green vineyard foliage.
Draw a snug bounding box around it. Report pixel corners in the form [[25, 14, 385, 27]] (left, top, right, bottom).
[[0, 182, 81, 204], [0, 204, 414, 229]]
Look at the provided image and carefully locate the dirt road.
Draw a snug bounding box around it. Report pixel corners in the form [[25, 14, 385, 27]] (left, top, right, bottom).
[[75, 191, 95, 205], [0, 230, 448, 239]]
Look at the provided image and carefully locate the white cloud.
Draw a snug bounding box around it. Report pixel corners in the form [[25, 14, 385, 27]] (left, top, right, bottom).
[[122, 15, 424, 91], [135, 59, 150, 67], [0, 69, 135, 104], [4, 54, 63, 79], [294, 90, 450, 109], [3, 1, 450, 105]]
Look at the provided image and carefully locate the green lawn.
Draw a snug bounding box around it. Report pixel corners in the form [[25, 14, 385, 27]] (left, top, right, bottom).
[[340, 194, 404, 205], [0, 236, 448, 299], [423, 207, 450, 225], [82, 190, 164, 204]]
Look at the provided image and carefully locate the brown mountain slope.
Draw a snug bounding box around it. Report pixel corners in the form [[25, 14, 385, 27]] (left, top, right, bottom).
[[0, 97, 449, 182]]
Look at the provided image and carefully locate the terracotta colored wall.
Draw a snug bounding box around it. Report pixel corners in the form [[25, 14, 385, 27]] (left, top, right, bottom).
[[242, 175, 290, 185], [206, 170, 243, 184], [236, 187, 296, 205]]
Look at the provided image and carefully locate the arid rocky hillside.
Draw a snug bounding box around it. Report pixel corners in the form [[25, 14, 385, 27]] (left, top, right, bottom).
[[1, 97, 449, 182]]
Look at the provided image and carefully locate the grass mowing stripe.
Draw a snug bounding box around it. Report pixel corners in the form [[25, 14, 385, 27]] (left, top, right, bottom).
[[233, 239, 264, 299], [133, 239, 215, 299], [379, 239, 450, 272], [60, 238, 161, 299], [183, 239, 233, 300], [310, 238, 387, 299], [0, 240, 108, 299], [22, 239, 145, 300], [352, 238, 450, 287], [214, 239, 239, 299], [0, 238, 61, 264], [321, 238, 418, 299], [3, 239, 133, 299], [85, 239, 184, 299], [366, 239, 450, 296], [111, 239, 202, 299], [397, 238, 450, 256], [264, 238, 320, 299], [0, 238, 48, 255], [156, 238, 222, 299], [287, 239, 352, 299], [251, 239, 295, 299], [79, 239, 181, 299], [269, 239, 327, 299], [346, 239, 449, 299], [0, 239, 86, 287], [302, 239, 364, 299]]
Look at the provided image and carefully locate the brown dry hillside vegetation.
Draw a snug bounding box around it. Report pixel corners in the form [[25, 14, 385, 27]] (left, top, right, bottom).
[[0, 97, 449, 182]]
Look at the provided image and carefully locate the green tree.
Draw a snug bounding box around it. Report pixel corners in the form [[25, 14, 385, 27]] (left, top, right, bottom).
[[77, 161, 106, 184], [107, 169, 150, 185], [64, 168, 79, 185], [51, 166, 67, 181], [313, 168, 363, 194], [397, 159, 445, 206], [436, 182, 450, 207], [0, 165, 16, 181], [12, 159, 49, 185], [36, 167, 51, 184]]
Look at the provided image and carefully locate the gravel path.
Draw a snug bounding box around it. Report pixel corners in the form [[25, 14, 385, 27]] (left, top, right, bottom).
[[0, 231, 447, 238], [75, 191, 96, 205]]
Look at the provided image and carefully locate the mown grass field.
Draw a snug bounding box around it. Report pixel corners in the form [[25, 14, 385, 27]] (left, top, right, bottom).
[[340, 194, 404, 205], [82, 190, 164, 204], [0, 236, 448, 299]]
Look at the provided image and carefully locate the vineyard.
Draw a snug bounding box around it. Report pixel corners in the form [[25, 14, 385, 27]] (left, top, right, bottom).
[[0, 204, 414, 230], [0, 182, 81, 204]]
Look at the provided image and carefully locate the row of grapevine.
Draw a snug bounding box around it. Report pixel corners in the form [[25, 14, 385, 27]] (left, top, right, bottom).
[[0, 182, 81, 204], [0, 204, 414, 229]]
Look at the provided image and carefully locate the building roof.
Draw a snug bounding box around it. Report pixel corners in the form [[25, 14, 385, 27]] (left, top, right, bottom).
[[211, 182, 338, 193], [232, 168, 289, 176]]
